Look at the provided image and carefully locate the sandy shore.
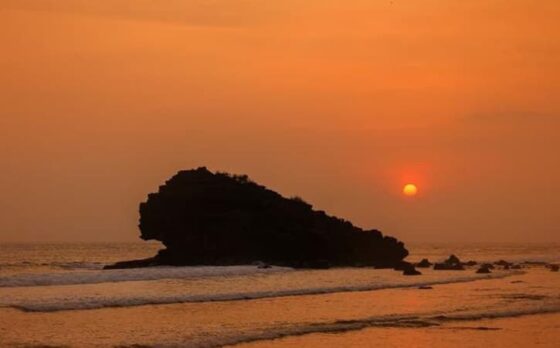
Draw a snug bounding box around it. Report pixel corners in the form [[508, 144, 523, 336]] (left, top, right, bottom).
[[235, 313, 560, 348], [1, 269, 559, 347]]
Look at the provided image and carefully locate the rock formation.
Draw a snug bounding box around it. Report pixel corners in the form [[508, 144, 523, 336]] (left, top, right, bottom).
[[433, 254, 465, 271], [476, 264, 492, 274], [415, 258, 432, 268], [106, 167, 408, 269], [401, 263, 422, 276]]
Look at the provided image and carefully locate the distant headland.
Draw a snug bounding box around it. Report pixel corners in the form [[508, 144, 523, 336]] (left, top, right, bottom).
[[105, 167, 408, 269]]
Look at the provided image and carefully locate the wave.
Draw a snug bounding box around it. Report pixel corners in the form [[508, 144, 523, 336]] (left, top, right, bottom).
[[0, 265, 292, 288], [0, 261, 104, 271], [9, 271, 521, 312], [66, 305, 559, 348], [193, 305, 560, 348]]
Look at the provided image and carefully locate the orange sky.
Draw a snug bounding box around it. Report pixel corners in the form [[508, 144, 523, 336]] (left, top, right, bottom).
[[1, 0, 559, 243]]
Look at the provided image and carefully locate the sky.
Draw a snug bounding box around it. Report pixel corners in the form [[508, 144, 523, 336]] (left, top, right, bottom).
[[1, 0, 559, 243]]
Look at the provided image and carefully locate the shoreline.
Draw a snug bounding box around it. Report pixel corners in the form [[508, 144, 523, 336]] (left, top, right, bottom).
[[1, 244, 558, 347], [2, 269, 559, 347], [234, 312, 560, 348]]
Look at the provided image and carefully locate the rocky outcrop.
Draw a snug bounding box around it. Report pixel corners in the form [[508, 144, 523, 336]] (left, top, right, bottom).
[[445, 255, 461, 265], [401, 263, 422, 276], [106, 167, 408, 269], [433, 254, 465, 271], [476, 264, 492, 274], [415, 259, 432, 268]]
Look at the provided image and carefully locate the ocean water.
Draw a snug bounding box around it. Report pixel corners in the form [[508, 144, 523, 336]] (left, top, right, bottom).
[[0, 242, 559, 347]]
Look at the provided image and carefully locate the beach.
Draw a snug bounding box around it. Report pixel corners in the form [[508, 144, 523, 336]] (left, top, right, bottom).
[[0, 243, 558, 347], [238, 313, 560, 348]]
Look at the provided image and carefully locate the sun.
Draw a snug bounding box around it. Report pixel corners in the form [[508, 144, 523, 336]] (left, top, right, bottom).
[[403, 183, 418, 196]]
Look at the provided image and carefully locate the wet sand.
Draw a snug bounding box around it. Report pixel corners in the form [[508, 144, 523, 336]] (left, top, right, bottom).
[[236, 313, 560, 348]]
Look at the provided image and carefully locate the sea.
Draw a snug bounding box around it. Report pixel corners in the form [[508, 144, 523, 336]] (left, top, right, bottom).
[[0, 242, 559, 347]]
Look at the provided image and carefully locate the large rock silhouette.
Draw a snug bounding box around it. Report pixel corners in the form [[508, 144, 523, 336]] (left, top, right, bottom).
[[107, 167, 408, 269]]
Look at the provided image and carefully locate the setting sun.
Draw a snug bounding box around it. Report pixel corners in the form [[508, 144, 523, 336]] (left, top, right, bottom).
[[403, 184, 418, 196]]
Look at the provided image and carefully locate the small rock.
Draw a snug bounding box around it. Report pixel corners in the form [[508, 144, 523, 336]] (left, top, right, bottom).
[[433, 254, 466, 270], [418, 285, 433, 290], [400, 262, 422, 276], [476, 265, 492, 274], [549, 264, 559, 272], [415, 259, 433, 268], [403, 267, 422, 276], [445, 254, 461, 265]]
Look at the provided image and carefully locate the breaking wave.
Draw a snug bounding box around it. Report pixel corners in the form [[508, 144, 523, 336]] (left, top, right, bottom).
[[0, 265, 292, 288], [9, 271, 521, 312], [0, 261, 104, 271]]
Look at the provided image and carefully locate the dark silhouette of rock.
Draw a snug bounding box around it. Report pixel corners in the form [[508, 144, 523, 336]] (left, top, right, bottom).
[[394, 261, 422, 275], [445, 254, 461, 265], [415, 259, 432, 268], [433, 254, 465, 270], [476, 265, 492, 274], [549, 264, 559, 272], [302, 259, 331, 269], [418, 285, 433, 290], [402, 263, 422, 276], [393, 261, 411, 271], [104, 257, 157, 269], [105, 167, 408, 269], [464, 260, 478, 266]]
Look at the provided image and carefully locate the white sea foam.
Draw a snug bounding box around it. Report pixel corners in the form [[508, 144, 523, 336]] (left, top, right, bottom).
[[9, 271, 521, 312], [0, 265, 292, 288]]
